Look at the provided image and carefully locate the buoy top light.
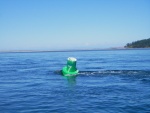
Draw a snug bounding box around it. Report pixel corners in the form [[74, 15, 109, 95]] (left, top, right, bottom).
[[62, 57, 79, 76]]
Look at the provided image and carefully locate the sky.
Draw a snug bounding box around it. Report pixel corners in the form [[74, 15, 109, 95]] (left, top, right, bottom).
[[0, 0, 150, 51]]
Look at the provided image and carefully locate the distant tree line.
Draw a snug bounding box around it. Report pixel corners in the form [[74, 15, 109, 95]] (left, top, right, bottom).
[[125, 38, 150, 48]]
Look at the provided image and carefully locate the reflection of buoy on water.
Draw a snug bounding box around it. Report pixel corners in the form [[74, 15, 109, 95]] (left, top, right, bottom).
[[62, 57, 79, 76]]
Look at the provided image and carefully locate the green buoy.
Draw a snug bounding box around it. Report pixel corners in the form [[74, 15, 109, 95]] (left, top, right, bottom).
[[62, 57, 79, 76]]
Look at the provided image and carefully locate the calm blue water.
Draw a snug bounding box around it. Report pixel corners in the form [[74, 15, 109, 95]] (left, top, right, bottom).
[[0, 49, 150, 113]]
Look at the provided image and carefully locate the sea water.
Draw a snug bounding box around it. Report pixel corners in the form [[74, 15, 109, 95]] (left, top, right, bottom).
[[0, 49, 150, 113]]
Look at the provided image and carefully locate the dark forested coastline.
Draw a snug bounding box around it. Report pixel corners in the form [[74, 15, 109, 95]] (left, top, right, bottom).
[[125, 38, 150, 48]]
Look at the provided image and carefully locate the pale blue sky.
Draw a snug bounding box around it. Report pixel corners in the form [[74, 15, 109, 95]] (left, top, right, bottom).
[[0, 0, 150, 51]]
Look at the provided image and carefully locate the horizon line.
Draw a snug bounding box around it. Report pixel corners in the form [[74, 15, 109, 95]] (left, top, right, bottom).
[[1, 47, 150, 53]]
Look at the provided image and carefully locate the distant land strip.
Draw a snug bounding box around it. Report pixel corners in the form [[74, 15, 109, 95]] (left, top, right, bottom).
[[125, 38, 150, 48]]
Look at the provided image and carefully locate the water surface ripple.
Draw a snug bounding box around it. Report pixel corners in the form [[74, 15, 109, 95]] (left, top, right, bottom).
[[0, 50, 150, 113]]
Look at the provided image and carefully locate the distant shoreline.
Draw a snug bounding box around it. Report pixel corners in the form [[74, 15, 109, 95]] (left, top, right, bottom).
[[0, 48, 150, 53]]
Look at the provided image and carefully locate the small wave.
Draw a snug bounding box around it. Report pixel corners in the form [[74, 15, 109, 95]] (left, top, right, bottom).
[[17, 68, 40, 72], [0, 69, 17, 73], [54, 70, 63, 75], [79, 70, 150, 76], [54, 70, 150, 76], [141, 78, 150, 83], [85, 67, 103, 70], [17, 66, 51, 72]]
